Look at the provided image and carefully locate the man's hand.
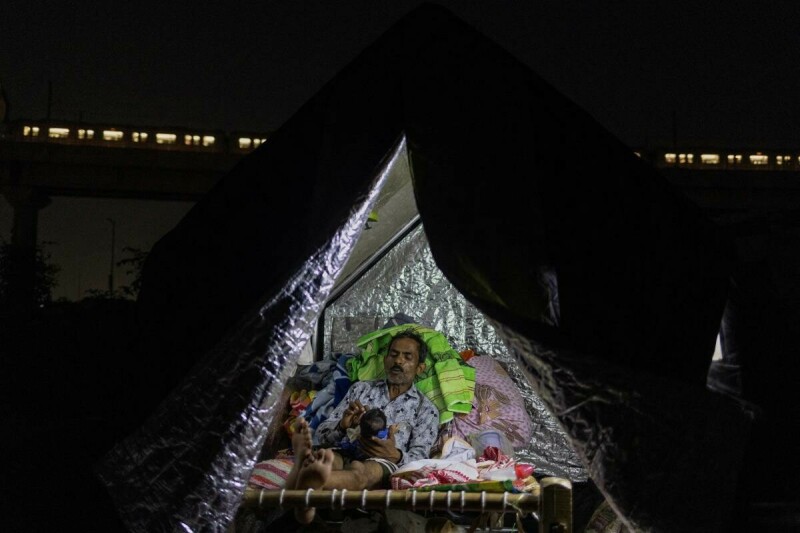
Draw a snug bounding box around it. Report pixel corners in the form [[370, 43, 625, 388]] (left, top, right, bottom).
[[339, 400, 367, 430], [358, 423, 402, 463]]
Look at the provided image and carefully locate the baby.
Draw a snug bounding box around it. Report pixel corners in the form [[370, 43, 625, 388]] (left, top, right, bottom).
[[336, 407, 388, 461]]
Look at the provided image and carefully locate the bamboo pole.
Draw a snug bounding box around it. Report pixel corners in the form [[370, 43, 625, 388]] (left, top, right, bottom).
[[242, 487, 541, 514], [241, 477, 572, 532]]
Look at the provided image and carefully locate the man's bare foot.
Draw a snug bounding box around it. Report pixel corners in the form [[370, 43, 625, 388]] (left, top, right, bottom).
[[294, 448, 334, 525], [285, 417, 313, 490]]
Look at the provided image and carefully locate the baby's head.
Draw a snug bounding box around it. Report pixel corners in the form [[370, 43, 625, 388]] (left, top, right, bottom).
[[359, 408, 388, 439]]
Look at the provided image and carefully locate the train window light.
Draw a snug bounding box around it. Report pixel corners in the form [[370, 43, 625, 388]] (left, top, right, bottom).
[[103, 130, 124, 141], [36, 127, 800, 169], [48, 127, 70, 138], [156, 133, 177, 144]]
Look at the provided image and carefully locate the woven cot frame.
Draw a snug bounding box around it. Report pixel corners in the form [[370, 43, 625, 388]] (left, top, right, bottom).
[[241, 477, 572, 532]]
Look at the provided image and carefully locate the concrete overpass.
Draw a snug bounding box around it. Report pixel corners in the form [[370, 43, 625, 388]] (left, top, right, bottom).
[[659, 167, 800, 224], [4, 137, 798, 234], [2, 130, 799, 315], [0, 137, 242, 315], [1, 137, 242, 247]]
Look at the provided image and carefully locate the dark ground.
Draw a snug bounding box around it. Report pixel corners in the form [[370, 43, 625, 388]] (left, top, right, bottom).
[[3, 299, 144, 532]]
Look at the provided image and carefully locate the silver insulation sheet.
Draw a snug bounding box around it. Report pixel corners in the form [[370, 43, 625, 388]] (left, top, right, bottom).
[[95, 144, 400, 533], [495, 319, 752, 532], [324, 224, 588, 481]]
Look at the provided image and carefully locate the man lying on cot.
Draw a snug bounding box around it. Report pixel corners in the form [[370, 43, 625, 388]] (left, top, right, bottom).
[[285, 329, 440, 524]]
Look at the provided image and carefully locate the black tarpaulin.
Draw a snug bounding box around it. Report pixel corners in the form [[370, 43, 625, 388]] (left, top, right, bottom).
[[97, 4, 752, 532]]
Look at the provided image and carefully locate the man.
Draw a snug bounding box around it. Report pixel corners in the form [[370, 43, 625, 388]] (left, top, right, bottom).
[[286, 329, 440, 523]]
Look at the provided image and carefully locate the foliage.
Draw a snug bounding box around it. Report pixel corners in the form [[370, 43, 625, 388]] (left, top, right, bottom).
[[83, 288, 123, 300], [79, 246, 148, 301], [0, 239, 60, 308], [117, 246, 148, 299]]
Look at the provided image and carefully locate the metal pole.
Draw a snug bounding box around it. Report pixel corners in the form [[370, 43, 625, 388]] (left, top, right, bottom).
[[107, 218, 115, 294], [47, 81, 52, 121]]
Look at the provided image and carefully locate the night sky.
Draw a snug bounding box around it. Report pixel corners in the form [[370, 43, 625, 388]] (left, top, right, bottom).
[[2, 0, 799, 299]]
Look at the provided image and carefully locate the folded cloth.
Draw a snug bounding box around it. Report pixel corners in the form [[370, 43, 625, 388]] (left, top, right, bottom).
[[434, 358, 475, 414], [417, 479, 525, 493], [478, 445, 510, 463], [304, 353, 353, 440], [391, 458, 479, 490], [248, 458, 294, 489], [289, 389, 315, 415], [436, 436, 476, 462], [477, 446, 517, 478]]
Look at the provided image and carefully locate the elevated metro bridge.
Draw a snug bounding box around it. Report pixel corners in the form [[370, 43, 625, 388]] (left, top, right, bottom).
[[0, 138, 239, 202], [2, 119, 799, 234], [1, 118, 799, 314]]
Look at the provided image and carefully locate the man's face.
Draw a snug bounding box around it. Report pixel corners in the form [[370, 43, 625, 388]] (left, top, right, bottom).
[[384, 337, 423, 386]]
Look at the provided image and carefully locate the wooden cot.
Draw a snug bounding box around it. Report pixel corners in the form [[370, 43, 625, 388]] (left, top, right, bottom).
[[243, 377, 574, 531], [240, 476, 573, 532]]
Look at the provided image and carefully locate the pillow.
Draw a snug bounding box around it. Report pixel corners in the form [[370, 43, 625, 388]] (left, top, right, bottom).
[[448, 355, 533, 450], [248, 458, 294, 489]]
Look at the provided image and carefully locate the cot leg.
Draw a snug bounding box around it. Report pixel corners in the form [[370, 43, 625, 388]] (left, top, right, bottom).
[[539, 477, 572, 533]]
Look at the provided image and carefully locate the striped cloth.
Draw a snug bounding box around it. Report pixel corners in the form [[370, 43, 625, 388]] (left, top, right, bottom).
[[248, 458, 294, 489], [391, 460, 478, 490]]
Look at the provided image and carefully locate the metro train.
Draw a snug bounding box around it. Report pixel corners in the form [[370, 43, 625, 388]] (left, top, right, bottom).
[[639, 147, 800, 171], [4, 119, 799, 171], [2, 119, 271, 154]]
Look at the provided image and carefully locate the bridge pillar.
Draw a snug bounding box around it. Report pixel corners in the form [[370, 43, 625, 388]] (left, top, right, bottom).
[[1, 186, 51, 318]]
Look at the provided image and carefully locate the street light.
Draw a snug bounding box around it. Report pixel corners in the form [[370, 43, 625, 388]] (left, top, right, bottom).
[[107, 218, 115, 295]]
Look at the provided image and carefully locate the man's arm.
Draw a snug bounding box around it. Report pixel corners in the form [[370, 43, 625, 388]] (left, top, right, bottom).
[[358, 424, 402, 463], [315, 382, 364, 447]]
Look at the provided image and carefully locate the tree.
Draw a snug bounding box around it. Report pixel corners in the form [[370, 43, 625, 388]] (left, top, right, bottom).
[[0, 239, 60, 309], [82, 246, 148, 301], [117, 246, 148, 299]]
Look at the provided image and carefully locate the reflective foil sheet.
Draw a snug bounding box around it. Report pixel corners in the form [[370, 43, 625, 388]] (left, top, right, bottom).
[[95, 143, 400, 532], [324, 224, 587, 481]]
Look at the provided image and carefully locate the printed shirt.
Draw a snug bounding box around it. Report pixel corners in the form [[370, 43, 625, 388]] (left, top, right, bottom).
[[315, 379, 440, 467]]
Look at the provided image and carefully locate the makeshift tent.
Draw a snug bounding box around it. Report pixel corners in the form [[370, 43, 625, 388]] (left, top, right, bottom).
[[96, 3, 779, 532]]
